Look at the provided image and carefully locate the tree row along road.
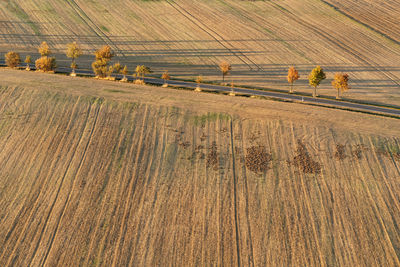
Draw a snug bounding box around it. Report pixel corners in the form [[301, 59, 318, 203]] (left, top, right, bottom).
[[2, 62, 400, 118]]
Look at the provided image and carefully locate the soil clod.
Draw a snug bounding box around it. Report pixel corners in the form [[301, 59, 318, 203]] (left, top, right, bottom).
[[292, 139, 321, 174], [245, 145, 272, 173], [207, 141, 219, 170]]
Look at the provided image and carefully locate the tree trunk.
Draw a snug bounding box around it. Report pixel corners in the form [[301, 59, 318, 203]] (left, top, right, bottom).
[[336, 88, 340, 99], [313, 86, 317, 97], [290, 83, 293, 93], [222, 73, 225, 83]]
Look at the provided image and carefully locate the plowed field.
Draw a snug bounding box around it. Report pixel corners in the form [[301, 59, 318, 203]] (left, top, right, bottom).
[[0, 69, 399, 266]]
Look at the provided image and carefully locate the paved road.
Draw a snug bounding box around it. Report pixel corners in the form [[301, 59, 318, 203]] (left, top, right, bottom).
[[3, 63, 400, 117]]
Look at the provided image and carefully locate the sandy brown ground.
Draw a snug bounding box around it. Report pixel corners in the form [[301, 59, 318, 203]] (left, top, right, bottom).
[[0, 0, 400, 106], [0, 68, 399, 266]]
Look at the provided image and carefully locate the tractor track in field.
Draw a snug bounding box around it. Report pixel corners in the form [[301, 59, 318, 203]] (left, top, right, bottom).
[[166, 0, 262, 71], [25, 100, 99, 266], [229, 116, 241, 267], [270, 2, 400, 89], [81, 110, 129, 267], [40, 100, 102, 266], [237, 121, 255, 267], [111, 105, 149, 267], [352, 146, 400, 265], [66, 0, 126, 58], [319, 0, 400, 45], [2, 97, 82, 266]]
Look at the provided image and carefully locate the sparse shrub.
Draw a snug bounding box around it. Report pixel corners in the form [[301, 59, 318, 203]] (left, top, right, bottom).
[[5, 52, 21, 68], [308, 66, 326, 97], [287, 66, 300, 93]]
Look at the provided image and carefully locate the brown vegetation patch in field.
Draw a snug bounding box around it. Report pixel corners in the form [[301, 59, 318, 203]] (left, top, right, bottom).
[[207, 141, 219, 170], [352, 144, 368, 160], [335, 144, 347, 160], [292, 139, 321, 174], [245, 145, 272, 173]]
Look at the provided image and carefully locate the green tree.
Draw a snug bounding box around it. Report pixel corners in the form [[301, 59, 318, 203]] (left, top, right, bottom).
[[308, 66, 326, 97], [287, 66, 300, 93], [332, 73, 350, 99], [5, 52, 21, 68], [66, 42, 82, 75]]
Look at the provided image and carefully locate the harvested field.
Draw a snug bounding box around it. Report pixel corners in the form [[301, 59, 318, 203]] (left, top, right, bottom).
[[0, 69, 399, 265], [1, 0, 400, 105]]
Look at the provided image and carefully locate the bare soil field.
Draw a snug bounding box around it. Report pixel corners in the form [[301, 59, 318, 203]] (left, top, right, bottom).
[[0, 69, 399, 266], [1, 0, 400, 105]]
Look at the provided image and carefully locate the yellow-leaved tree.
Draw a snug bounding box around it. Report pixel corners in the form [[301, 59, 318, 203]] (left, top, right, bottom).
[[35, 42, 56, 72], [66, 42, 82, 76], [219, 62, 231, 83], [308, 66, 326, 97], [332, 73, 350, 99], [92, 45, 114, 78], [5, 52, 21, 68]]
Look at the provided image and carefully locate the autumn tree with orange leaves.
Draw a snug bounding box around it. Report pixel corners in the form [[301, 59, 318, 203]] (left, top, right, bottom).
[[332, 73, 350, 99], [287, 66, 300, 93]]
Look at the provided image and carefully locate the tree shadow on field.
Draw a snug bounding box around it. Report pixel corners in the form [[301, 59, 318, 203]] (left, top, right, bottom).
[[1, 31, 400, 96]]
